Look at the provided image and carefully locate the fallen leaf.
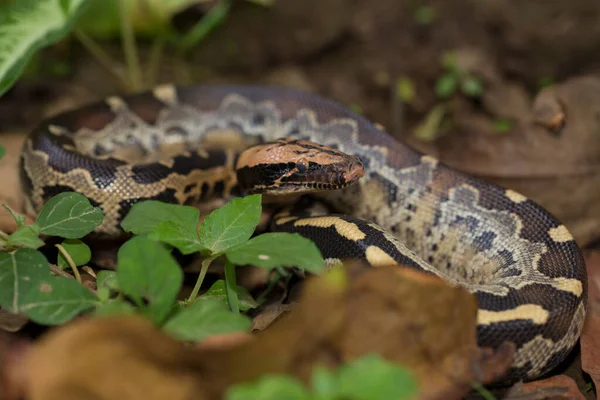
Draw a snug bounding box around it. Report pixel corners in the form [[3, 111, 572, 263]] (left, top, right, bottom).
[[0, 132, 35, 235], [13, 263, 513, 400], [504, 375, 586, 400]]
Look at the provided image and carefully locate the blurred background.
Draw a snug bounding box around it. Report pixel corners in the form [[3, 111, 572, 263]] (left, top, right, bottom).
[[2, 0, 600, 247]]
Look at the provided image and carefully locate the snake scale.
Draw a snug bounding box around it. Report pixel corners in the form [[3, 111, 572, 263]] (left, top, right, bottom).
[[20, 84, 587, 383]]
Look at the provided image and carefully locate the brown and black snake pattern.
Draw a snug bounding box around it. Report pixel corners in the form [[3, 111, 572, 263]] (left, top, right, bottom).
[[20, 84, 587, 383]]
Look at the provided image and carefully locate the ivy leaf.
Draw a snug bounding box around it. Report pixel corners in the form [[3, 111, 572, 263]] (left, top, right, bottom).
[[96, 270, 119, 302], [226, 376, 311, 400], [20, 275, 98, 325], [57, 239, 91, 269], [336, 355, 418, 400], [116, 236, 183, 325], [2, 203, 26, 228], [226, 233, 324, 273], [120, 200, 202, 254], [201, 280, 259, 311], [163, 298, 250, 342], [0, 248, 49, 313], [198, 194, 262, 255], [94, 299, 136, 317], [6, 225, 44, 249], [35, 192, 103, 238], [0, 0, 91, 97]]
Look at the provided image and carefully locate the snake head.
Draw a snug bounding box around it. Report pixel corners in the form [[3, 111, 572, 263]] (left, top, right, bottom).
[[235, 138, 364, 195]]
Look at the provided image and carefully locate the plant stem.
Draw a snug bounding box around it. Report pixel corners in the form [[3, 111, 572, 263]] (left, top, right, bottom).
[[187, 255, 217, 303], [55, 244, 82, 284], [177, 0, 233, 54], [0, 230, 8, 241], [117, 0, 143, 91], [224, 258, 239, 313], [469, 381, 496, 400], [146, 37, 165, 87], [73, 29, 130, 90]]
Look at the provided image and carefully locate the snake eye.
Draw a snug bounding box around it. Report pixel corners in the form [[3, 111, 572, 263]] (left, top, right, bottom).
[[296, 159, 308, 174]]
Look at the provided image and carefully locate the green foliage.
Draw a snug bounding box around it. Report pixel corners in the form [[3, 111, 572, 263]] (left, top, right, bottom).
[[435, 51, 484, 99], [492, 119, 514, 133], [0, 192, 323, 340], [0, 0, 91, 97], [198, 194, 262, 255], [0, 144, 4, 159], [226, 354, 419, 400], [226, 233, 324, 273], [116, 236, 183, 324], [57, 239, 91, 269], [163, 298, 250, 342], [35, 192, 103, 238]]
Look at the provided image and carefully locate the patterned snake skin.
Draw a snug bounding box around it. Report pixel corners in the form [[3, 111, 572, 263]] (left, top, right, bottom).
[[20, 85, 587, 383]]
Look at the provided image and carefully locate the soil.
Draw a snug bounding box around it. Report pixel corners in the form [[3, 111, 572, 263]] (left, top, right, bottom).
[[1, 0, 600, 398]]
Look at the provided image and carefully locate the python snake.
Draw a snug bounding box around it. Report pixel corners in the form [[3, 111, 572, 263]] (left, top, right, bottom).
[[20, 84, 587, 383]]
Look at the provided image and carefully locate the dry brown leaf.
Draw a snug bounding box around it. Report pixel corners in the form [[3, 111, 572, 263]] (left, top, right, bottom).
[[403, 75, 600, 246], [0, 132, 35, 234], [11, 263, 514, 400], [504, 375, 586, 400], [581, 251, 600, 398]]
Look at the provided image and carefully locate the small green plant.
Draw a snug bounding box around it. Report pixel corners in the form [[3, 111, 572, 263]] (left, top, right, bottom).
[[0, 192, 324, 340], [0, 144, 5, 159], [435, 52, 484, 99], [226, 354, 419, 400]]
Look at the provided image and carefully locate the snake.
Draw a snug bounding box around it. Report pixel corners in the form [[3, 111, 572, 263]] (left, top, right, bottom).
[[20, 84, 587, 384]]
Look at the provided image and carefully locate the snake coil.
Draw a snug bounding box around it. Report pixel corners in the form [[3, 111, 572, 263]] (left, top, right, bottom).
[[20, 84, 587, 383]]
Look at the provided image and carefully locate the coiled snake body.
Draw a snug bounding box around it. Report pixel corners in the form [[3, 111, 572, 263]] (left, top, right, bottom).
[[20, 85, 587, 383]]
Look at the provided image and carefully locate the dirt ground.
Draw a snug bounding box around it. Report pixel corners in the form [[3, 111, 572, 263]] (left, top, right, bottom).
[[1, 0, 600, 398]]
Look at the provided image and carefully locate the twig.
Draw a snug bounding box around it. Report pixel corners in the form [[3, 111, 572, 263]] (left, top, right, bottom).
[[55, 244, 82, 283], [117, 0, 143, 91]]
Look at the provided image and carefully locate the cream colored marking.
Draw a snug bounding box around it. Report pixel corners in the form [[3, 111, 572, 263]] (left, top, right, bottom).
[[275, 216, 299, 225], [62, 144, 77, 152], [420, 154, 439, 167], [294, 217, 366, 241], [552, 277, 583, 297], [153, 84, 178, 105], [106, 96, 127, 111], [477, 304, 549, 325], [374, 122, 386, 131], [505, 189, 527, 203], [258, 255, 270, 261], [48, 124, 68, 136], [365, 246, 397, 267], [548, 225, 574, 243]]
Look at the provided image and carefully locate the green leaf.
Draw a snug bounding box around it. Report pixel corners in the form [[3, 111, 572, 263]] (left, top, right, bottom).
[[395, 77, 415, 103], [0, 144, 5, 159], [461, 77, 484, 97], [121, 200, 202, 254], [226, 375, 311, 400], [336, 355, 418, 400], [311, 366, 337, 398], [201, 280, 258, 312], [198, 194, 262, 255], [97, 270, 119, 291], [0, 248, 49, 313], [226, 233, 324, 273], [94, 299, 136, 317], [35, 192, 103, 238], [0, 0, 91, 98], [178, 0, 232, 52], [492, 119, 514, 133], [20, 275, 98, 325], [2, 203, 26, 228], [116, 236, 183, 324], [57, 239, 91, 269], [163, 298, 250, 342], [6, 225, 44, 249], [435, 73, 458, 98]]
